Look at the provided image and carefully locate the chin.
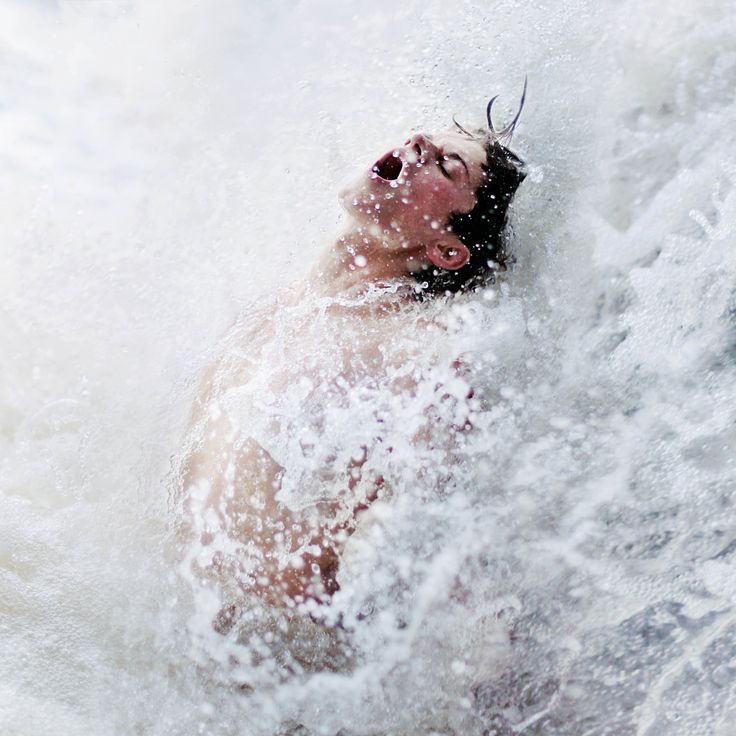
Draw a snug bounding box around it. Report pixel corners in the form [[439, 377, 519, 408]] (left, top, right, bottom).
[[339, 178, 377, 221], [338, 168, 408, 233], [337, 183, 355, 212], [338, 174, 364, 209]]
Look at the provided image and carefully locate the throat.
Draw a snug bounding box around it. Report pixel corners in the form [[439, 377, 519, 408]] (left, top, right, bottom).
[[306, 225, 425, 298]]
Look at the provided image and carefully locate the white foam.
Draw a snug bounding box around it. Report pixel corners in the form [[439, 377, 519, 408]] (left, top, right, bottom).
[[2, 0, 736, 733]]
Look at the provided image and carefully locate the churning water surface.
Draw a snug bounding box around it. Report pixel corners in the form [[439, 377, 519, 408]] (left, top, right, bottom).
[[2, 1, 736, 734]]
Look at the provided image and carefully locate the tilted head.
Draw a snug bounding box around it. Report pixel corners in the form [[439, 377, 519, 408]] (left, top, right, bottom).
[[339, 86, 527, 296], [415, 131, 526, 295]]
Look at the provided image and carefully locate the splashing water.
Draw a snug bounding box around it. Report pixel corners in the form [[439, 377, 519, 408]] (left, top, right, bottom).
[[2, 0, 736, 734]]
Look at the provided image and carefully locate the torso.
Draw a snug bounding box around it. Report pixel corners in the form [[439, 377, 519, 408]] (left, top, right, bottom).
[[177, 281, 461, 607]]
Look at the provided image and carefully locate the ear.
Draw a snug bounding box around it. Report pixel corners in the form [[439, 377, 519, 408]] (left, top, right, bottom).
[[425, 236, 470, 271]]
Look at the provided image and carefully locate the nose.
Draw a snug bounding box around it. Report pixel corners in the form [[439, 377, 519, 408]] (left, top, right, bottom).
[[404, 132, 436, 160]]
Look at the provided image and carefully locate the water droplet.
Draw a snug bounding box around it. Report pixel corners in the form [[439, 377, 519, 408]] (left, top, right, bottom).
[[711, 665, 731, 687]]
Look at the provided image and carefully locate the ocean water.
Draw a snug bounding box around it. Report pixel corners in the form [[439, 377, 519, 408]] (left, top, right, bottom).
[[2, 0, 736, 734]]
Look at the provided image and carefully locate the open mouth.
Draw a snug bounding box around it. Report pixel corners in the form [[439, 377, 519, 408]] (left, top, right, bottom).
[[372, 150, 403, 181]]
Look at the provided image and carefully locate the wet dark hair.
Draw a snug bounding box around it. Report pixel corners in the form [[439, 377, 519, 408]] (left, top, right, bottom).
[[413, 85, 527, 296]]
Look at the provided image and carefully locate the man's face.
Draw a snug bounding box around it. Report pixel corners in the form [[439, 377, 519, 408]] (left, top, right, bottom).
[[339, 130, 488, 246]]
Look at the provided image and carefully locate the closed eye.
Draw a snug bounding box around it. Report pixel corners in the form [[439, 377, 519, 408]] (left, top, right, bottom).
[[438, 156, 452, 179], [438, 152, 468, 180]]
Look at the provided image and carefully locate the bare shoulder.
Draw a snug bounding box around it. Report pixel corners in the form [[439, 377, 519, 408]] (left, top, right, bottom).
[[191, 297, 283, 412]]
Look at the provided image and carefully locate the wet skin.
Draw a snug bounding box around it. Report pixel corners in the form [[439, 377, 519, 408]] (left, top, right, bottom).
[[340, 130, 487, 243], [183, 128, 488, 609]]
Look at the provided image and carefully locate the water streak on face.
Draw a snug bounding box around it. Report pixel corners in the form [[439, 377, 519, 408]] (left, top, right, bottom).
[[339, 130, 488, 247]]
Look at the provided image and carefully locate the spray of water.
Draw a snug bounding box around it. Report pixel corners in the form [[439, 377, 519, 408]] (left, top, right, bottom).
[[2, 0, 736, 734]]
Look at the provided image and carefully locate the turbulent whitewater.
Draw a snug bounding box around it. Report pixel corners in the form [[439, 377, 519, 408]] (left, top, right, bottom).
[[1, 0, 736, 734]]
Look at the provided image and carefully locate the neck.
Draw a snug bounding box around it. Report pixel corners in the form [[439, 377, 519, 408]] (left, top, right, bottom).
[[304, 218, 426, 298]]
